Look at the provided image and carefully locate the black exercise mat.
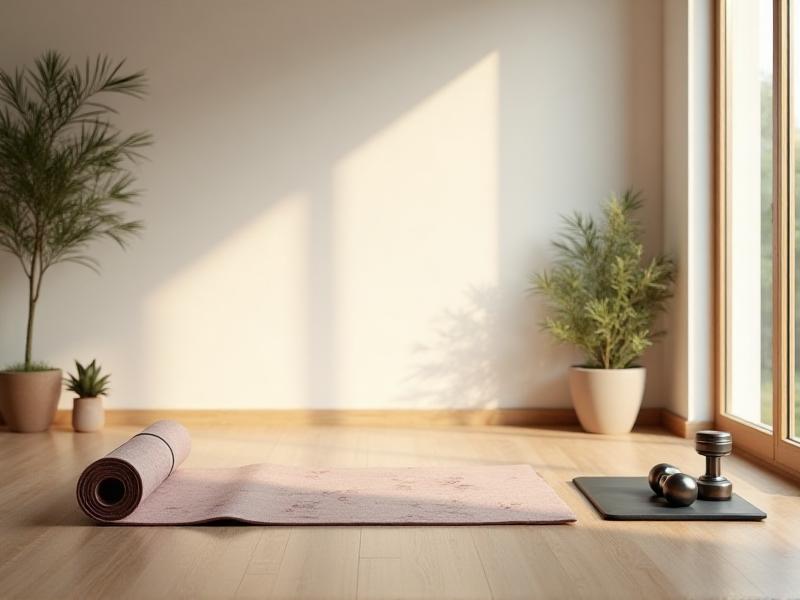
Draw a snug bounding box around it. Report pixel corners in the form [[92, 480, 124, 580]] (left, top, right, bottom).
[[573, 476, 767, 521]]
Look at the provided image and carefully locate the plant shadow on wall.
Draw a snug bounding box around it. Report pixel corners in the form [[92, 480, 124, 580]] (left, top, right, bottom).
[[401, 285, 505, 410], [400, 284, 579, 410]]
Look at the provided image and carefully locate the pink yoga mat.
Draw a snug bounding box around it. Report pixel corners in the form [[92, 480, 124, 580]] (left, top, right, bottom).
[[76, 420, 577, 525]]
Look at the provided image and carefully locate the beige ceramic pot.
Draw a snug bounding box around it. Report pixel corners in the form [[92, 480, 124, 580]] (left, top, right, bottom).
[[0, 370, 62, 433], [568, 366, 646, 434], [72, 396, 105, 432]]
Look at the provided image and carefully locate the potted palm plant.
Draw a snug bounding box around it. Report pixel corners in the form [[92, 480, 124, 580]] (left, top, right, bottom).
[[0, 51, 151, 432], [533, 191, 675, 434], [67, 360, 111, 432]]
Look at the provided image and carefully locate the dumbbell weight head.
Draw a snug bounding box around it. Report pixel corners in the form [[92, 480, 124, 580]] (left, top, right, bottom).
[[648, 463, 681, 496], [661, 472, 698, 507]]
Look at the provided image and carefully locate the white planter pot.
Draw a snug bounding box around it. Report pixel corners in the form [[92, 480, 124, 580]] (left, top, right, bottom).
[[72, 396, 105, 432], [568, 366, 646, 434]]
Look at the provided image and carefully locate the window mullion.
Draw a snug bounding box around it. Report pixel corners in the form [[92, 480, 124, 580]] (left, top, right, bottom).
[[774, 0, 790, 452]]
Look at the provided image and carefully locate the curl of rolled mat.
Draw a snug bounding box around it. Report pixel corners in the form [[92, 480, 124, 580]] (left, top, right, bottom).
[[76, 420, 191, 521]]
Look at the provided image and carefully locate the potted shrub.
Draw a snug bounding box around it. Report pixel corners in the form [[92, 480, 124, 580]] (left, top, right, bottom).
[[0, 361, 62, 433], [532, 191, 675, 434], [67, 360, 110, 432], [0, 51, 151, 432]]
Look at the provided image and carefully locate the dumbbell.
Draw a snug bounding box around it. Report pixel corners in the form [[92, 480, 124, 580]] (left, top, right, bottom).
[[695, 430, 733, 500], [648, 463, 698, 507]]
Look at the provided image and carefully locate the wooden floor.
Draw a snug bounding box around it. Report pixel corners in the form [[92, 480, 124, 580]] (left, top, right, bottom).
[[1, 424, 799, 599]]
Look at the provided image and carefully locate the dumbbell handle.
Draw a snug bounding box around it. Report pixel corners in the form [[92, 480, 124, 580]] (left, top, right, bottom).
[[705, 456, 721, 479]]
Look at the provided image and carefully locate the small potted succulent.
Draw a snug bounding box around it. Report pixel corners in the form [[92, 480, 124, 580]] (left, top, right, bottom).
[[66, 360, 111, 432], [0, 51, 150, 432], [532, 190, 675, 434]]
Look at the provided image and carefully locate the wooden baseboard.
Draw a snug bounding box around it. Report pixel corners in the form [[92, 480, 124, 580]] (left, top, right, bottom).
[[53, 407, 665, 429], [660, 409, 714, 439]]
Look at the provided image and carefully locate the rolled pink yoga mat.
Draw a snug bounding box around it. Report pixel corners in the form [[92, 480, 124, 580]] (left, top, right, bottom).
[[76, 420, 576, 525]]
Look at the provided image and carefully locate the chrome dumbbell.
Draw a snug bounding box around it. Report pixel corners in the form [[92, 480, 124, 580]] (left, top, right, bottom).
[[648, 463, 698, 507], [695, 430, 733, 501]]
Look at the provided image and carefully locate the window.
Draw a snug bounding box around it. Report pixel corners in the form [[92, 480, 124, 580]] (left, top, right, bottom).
[[724, 0, 773, 430], [717, 0, 800, 474]]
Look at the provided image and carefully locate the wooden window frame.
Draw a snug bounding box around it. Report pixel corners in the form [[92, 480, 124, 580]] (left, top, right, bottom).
[[715, 0, 800, 478]]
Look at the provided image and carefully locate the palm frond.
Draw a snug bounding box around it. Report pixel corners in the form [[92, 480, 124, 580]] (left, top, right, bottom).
[[0, 51, 151, 367]]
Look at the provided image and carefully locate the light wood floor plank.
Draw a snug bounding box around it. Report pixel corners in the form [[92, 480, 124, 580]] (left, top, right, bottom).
[[0, 424, 798, 599], [235, 528, 292, 599], [357, 527, 492, 600], [470, 526, 574, 600], [270, 527, 361, 600]]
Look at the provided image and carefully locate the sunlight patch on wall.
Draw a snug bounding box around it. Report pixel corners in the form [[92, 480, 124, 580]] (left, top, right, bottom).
[[143, 193, 308, 408], [332, 52, 499, 408]]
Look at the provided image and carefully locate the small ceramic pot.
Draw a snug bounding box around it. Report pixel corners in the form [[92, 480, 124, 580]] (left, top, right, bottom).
[[0, 370, 62, 433], [568, 366, 646, 434], [72, 396, 105, 432]]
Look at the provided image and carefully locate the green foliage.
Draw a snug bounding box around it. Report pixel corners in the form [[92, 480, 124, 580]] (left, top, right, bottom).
[[66, 359, 110, 398], [3, 361, 56, 372], [532, 191, 675, 369], [0, 50, 152, 368]]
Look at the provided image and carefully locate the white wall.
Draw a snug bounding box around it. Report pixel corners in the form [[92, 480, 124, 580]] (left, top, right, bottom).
[[0, 0, 664, 410], [662, 0, 713, 422]]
